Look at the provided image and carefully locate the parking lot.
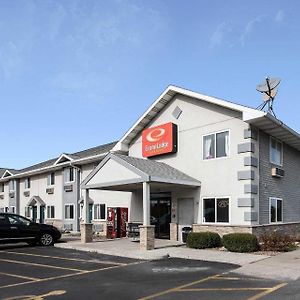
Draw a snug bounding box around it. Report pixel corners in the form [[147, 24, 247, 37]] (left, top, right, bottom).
[[0, 244, 287, 300]]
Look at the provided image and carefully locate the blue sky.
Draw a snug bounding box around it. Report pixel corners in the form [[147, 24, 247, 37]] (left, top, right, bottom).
[[0, 0, 299, 169]]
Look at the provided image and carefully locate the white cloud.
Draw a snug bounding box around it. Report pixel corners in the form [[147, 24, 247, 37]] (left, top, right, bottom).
[[240, 15, 266, 46], [209, 22, 232, 48], [275, 9, 285, 23]]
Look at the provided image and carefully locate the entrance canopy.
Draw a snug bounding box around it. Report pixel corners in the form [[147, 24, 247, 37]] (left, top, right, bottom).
[[81, 153, 201, 191], [27, 196, 45, 206]]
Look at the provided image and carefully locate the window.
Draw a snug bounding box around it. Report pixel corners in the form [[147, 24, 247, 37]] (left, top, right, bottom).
[[0, 183, 4, 193], [94, 204, 106, 220], [203, 131, 229, 160], [270, 197, 283, 223], [8, 215, 31, 226], [64, 167, 75, 183], [5, 207, 9, 213], [65, 204, 74, 219], [10, 206, 15, 214], [24, 177, 31, 189], [9, 180, 15, 191], [203, 197, 229, 223], [25, 206, 31, 218], [47, 206, 55, 219], [270, 137, 282, 166], [47, 172, 55, 186]]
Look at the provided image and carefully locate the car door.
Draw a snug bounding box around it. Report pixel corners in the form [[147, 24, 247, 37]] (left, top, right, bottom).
[[0, 214, 11, 241], [7, 215, 40, 241]]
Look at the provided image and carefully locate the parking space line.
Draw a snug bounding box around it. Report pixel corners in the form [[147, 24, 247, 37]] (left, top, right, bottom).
[[179, 287, 273, 292], [0, 258, 86, 272], [0, 271, 39, 282], [138, 273, 222, 300], [247, 283, 288, 300], [0, 251, 127, 266], [0, 261, 144, 290], [213, 276, 241, 280]]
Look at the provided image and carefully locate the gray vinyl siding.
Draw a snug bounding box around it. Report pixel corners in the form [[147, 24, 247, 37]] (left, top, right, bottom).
[[259, 130, 300, 224]]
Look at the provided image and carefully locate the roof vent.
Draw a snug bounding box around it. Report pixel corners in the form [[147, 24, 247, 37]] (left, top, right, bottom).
[[172, 106, 182, 119]]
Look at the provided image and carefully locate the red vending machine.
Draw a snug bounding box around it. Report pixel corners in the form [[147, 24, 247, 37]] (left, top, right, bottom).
[[107, 207, 128, 239]]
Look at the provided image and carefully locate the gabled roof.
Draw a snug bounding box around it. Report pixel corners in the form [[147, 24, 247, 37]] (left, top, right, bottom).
[[82, 153, 201, 189], [0, 141, 117, 180], [113, 85, 300, 152], [113, 85, 264, 151], [1, 169, 19, 179]]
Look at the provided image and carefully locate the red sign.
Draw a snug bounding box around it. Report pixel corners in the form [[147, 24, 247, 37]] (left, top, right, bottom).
[[142, 122, 177, 158]]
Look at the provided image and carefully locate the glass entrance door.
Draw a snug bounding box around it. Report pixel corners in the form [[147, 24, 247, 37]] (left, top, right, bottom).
[[150, 193, 171, 239]]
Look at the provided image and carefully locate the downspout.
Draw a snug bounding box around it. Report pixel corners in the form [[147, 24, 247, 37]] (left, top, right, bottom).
[[70, 163, 82, 231]]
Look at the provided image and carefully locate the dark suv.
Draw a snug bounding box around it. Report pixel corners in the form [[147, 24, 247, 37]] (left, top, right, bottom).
[[0, 213, 61, 246]]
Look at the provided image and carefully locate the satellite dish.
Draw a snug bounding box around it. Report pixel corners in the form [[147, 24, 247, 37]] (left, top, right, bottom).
[[256, 77, 281, 117]]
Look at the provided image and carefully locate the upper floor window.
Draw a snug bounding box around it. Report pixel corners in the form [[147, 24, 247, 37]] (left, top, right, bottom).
[[24, 177, 31, 189], [47, 172, 55, 186], [270, 137, 282, 166], [64, 167, 75, 183], [270, 197, 282, 223], [0, 183, 4, 193], [203, 131, 229, 160], [9, 180, 15, 191]]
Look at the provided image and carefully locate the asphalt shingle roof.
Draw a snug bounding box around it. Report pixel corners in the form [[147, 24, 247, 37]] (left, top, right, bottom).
[[16, 141, 117, 174], [114, 154, 200, 184]]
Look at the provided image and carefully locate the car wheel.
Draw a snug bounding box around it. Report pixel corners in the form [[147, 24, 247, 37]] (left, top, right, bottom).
[[40, 233, 54, 246]]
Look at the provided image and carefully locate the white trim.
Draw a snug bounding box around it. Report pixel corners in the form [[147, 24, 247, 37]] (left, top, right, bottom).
[[54, 154, 74, 165], [113, 85, 264, 152], [1, 170, 14, 179], [202, 129, 230, 161], [269, 197, 283, 224], [202, 196, 231, 224]]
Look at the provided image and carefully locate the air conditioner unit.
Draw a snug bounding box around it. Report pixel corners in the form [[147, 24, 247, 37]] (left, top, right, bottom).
[[46, 188, 54, 194], [64, 185, 73, 192], [23, 191, 30, 197], [272, 167, 284, 178]]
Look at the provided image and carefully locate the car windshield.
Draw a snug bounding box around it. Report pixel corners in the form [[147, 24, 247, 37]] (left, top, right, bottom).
[[8, 215, 31, 226]]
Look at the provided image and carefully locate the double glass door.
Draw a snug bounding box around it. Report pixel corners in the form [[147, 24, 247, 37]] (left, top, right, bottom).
[[150, 193, 171, 239]]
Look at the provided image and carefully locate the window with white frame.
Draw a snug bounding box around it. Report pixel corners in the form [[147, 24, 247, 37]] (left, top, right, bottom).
[[65, 204, 74, 219], [24, 177, 31, 189], [64, 167, 75, 183], [203, 197, 229, 223], [203, 131, 229, 160], [47, 172, 55, 186], [9, 180, 15, 191], [47, 206, 55, 219], [270, 137, 282, 166], [270, 197, 283, 223], [25, 206, 31, 218], [94, 204, 106, 220], [0, 183, 4, 193], [5, 207, 9, 213], [10, 206, 15, 214]]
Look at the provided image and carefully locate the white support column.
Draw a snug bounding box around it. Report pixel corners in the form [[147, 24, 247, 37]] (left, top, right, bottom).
[[143, 182, 150, 226], [81, 188, 93, 243], [140, 182, 155, 250], [36, 204, 40, 223], [83, 189, 90, 223]]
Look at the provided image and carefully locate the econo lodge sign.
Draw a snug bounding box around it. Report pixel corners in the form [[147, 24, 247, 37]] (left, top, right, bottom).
[[142, 122, 178, 158]]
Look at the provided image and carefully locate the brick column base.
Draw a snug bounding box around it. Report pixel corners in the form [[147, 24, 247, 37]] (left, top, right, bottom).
[[170, 223, 178, 241], [139, 225, 155, 250], [80, 223, 93, 243]]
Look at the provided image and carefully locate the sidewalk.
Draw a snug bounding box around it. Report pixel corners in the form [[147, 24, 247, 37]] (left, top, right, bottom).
[[55, 238, 268, 266], [234, 247, 300, 281]]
